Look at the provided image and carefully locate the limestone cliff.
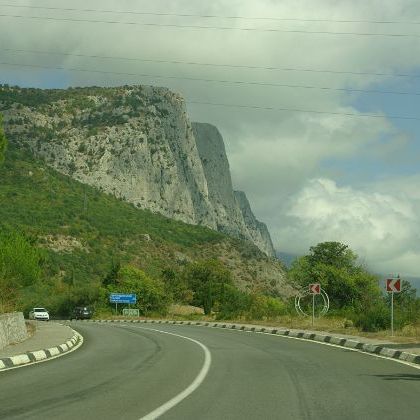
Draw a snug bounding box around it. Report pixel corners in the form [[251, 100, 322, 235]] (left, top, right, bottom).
[[193, 123, 275, 256], [1, 85, 275, 256]]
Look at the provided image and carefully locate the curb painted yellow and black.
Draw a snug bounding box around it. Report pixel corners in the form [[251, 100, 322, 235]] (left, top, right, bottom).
[[0, 329, 82, 371], [83, 318, 420, 365]]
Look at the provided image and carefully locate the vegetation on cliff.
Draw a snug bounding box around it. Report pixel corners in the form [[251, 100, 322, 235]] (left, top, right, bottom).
[[0, 140, 290, 317]]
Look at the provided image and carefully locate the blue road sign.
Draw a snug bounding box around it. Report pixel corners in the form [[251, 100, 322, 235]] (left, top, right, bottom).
[[109, 293, 137, 304]]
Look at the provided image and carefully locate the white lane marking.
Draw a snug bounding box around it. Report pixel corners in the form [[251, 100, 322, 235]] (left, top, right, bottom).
[[134, 326, 212, 420]]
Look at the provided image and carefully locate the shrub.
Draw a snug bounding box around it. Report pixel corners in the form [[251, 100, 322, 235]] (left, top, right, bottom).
[[352, 301, 389, 332], [247, 294, 287, 320], [217, 285, 250, 319]]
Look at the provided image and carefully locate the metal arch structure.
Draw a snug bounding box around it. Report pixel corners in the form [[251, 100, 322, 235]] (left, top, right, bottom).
[[294, 287, 330, 317]]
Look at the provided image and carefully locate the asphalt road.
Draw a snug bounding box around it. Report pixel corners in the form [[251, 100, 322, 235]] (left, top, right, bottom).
[[1, 323, 420, 419]]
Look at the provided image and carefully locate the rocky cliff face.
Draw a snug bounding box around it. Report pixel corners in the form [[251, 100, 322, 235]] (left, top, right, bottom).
[[193, 123, 275, 256], [234, 191, 275, 256], [0, 85, 275, 256]]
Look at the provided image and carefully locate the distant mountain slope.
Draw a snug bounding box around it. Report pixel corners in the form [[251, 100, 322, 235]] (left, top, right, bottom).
[[0, 147, 293, 297], [276, 252, 298, 268], [0, 85, 275, 256]]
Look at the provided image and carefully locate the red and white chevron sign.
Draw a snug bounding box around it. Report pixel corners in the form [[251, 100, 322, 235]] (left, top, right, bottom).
[[386, 278, 401, 293], [309, 283, 321, 294]]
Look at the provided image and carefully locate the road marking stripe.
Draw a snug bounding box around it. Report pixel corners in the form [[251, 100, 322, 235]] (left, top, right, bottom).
[[32, 350, 47, 361], [134, 326, 212, 420], [9, 354, 30, 365], [47, 347, 60, 356]]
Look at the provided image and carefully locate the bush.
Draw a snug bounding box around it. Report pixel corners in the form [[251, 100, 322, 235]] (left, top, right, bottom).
[[217, 285, 250, 319], [247, 294, 287, 320], [352, 301, 389, 332]]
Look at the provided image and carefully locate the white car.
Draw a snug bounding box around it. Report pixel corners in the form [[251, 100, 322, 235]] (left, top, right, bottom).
[[29, 307, 50, 321]]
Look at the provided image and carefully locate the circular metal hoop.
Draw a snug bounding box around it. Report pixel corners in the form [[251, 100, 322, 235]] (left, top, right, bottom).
[[294, 288, 329, 317]]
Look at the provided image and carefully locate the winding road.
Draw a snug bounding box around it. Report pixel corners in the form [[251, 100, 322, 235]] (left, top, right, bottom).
[[1, 322, 420, 419]]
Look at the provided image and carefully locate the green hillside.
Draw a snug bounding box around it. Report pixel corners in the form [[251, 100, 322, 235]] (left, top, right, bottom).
[[0, 146, 291, 315]]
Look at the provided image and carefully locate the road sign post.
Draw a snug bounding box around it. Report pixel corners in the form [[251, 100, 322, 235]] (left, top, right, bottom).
[[295, 284, 328, 320], [386, 276, 401, 336], [312, 294, 315, 326], [123, 308, 140, 317], [309, 283, 321, 326], [391, 291, 394, 336], [109, 293, 137, 317]]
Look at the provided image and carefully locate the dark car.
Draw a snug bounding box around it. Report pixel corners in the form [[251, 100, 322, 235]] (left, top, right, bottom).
[[72, 306, 94, 320]]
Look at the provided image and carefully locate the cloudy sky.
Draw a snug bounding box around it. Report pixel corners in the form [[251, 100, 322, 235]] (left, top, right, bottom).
[[1, 0, 420, 277]]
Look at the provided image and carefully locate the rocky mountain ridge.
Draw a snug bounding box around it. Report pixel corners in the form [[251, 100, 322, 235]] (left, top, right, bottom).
[[0, 85, 275, 256]]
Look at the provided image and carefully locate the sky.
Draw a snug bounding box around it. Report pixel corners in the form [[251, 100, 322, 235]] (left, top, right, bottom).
[[1, 0, 420, 278]]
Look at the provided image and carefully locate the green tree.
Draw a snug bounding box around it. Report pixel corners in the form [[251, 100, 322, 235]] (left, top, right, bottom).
[[288, 241, 381, 309], [161, 268, 192, 303], [183, 260, 233, 315], [0, 230, 43, 311], [107, 265, 169, 315], [308, 241, 357, 270], [0, 114, 7, 165], [102, 260, 121, 287]]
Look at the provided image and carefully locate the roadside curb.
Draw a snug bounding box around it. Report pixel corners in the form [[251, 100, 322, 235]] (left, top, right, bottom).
[[0, 329, 83, 371], [84, 318, 420, 366]]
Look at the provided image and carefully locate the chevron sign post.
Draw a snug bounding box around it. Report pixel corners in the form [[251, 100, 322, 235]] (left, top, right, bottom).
[[309, 283, 321, 326], [309, 283, 321, 294], [386, 276, 401, 336], [386, 278, 401, 292]]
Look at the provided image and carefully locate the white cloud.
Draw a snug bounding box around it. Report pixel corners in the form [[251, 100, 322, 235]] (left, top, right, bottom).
[[276, 178, 420, 276]]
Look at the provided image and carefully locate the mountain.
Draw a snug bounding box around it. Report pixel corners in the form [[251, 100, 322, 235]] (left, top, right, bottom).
[[276, 252, 298, 268], [192, 123, 275, 255], [0, 146, 293, 297], [0, 85, 275, 256]]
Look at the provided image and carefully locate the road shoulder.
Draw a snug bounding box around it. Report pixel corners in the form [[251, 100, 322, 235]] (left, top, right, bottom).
[[0, 321, 82, 371]]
